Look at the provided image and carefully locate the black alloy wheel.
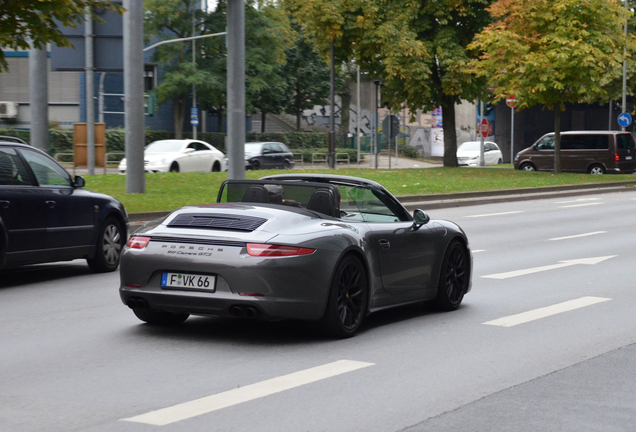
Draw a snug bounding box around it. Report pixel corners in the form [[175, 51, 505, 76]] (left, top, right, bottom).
[[321, 255, 368, 338], [87, 217, 124, 272], [432, 240, 469, 311]]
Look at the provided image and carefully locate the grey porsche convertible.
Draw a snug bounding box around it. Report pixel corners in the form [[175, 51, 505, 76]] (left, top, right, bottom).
[[119, 174, 472, 338]]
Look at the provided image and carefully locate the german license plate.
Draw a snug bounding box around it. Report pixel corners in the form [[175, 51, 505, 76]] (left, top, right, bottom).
[[161, 272, 215, 291], [626, 156, 633, 160]]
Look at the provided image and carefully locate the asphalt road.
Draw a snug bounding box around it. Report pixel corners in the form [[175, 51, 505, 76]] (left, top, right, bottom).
[[1, 188, 636, 431]]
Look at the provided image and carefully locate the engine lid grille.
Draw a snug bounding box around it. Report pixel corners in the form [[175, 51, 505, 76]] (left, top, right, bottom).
[[167, 213, 267, 232]]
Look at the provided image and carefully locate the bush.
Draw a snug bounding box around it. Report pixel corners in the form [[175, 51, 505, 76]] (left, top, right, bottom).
[[399, 145, 419, 159], [247, 132, 327, 149]]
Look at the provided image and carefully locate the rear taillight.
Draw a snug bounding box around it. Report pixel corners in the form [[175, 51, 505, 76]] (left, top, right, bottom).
[[614, 153, 620, 161], [247, 243, 315, 257], [126, 236, 151, 249]]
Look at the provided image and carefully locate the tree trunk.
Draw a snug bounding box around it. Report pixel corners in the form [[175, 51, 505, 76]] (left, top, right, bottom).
[[296, 82, 302, 131], [553, 108, 561, 173], [339, 89, 352, 145], [442, 97, 458, 167], [261, 111, 266, 133]]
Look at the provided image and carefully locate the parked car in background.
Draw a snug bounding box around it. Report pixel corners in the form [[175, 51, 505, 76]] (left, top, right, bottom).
[[514, 131, 636, 174], [457, 141, 503, 166], [118, 139, 226, 174], [119, 174, 471, 338], [244, 142, 294, 170], [0, 137, 128, 272]]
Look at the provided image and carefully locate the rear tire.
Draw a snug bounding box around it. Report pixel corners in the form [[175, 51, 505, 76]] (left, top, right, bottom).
[[588, 164, 605, 175], [212, 161, 221, 172], [283, 160, 291, 170], [520, 162, 536, 171], [320, 255, 367, 338], [133, 308, 189, 325], [87, 217, 124, 273], [497, 158, 503, 164], [432, 240, 469, 311]]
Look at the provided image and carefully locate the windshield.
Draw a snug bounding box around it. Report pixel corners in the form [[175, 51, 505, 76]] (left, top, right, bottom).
[[458, 142, 481, 152], [244, 143, 263, 156], [145, 140, 184, 153]]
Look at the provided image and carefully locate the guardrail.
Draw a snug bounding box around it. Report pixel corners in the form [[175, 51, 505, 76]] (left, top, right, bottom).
[[335, 152, 350, 167], [292, 153, 304, 168], [311, 152, 351, 167], [312, 152, 327, 167], [54, 152, 125, 175]]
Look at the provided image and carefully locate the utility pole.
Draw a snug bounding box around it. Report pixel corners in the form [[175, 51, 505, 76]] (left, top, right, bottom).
[[85, 6, 95, 176], [123, 0, 145, 193], [227, 0, 246, 180], [29, 45, 48, 152]]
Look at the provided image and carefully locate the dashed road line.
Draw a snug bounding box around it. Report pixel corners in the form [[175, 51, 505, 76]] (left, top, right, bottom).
[[466, 211, 524, 218], [483, 296, 612, 327], [121, 360, 375, 426], [549, 231, 606, 241], [559, 202, 603, 208]]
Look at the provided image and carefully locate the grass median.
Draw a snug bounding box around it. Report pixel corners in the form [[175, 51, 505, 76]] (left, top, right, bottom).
[[84, 166, 636, 214]]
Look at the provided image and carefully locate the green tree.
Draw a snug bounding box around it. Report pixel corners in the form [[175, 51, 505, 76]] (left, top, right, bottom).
[[288, 0, 493, 166], [280, 23, 331, 131], [0, 0, 122, 71], [145, 0, 291, 137], [469, 0, 635, 173]]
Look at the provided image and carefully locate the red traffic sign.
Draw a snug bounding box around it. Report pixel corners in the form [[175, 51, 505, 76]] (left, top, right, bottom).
[[480, 118, 489, 138], [506, 95, 517, 108]]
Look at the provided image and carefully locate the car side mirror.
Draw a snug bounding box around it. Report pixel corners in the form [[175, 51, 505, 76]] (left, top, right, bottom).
[[412, 209, 430, 230], [184, 148, 195, 153], [73, 175, 86, 188]]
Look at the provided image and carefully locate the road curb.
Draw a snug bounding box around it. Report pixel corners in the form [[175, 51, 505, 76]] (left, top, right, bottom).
[[128, 180, 636, 224]]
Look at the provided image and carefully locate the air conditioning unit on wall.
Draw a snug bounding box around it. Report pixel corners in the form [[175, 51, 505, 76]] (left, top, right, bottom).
[[0, 102, 18, 119]]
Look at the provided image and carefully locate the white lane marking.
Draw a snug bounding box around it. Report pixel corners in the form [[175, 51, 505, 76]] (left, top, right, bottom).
[[466, 211, 523, 218], [481, 255, 617, 280], [472, 249, 486, 253], [121, 360, 374, 426], [483, 296, 612, 327], [555, 198, 602, 204], [559, 202, 602, 208], [549, 231, 606, 241]]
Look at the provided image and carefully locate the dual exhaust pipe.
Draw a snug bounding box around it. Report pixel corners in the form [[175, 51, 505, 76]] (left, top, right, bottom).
[[127, 297, 259, 318], [126, 297, 149, 309], [229, 305, 260, 318]]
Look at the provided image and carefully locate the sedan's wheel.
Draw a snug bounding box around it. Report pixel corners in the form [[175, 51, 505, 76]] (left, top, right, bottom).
[[320, 255, 368, 338], [520, 162, 536, 171], [432, 240, 469, 311], [212, 161, 221, 172], [169, 162, 179, 172], [251, 160, 260, 170], [133, 308, 189, 325], [87, 217, 124, 273], [497, 158, 503, 164], [588, 164, 605, 175]]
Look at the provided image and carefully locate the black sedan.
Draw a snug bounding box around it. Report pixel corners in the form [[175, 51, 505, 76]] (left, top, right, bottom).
[[0, 138, 128, 272], [119, 174, 471, 337], [244, 142, 295, 170]]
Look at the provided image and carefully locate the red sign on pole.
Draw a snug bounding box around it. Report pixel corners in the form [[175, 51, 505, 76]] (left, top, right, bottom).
[[480, 118, 489, 138], [506, 95, 517, 108]]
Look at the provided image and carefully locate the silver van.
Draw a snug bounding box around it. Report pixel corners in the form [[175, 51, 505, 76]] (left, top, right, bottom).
[[514, 131, 636, 174]]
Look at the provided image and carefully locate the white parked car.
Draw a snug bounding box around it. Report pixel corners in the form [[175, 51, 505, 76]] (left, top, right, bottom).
[[457, 141, 503, 166], [118, 139, 227, 174]]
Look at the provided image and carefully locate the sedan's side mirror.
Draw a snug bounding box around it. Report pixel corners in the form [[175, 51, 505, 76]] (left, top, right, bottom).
[[184, 148, 195, 153], [412, 209, 430, 230], [73, 175, 86, 188]]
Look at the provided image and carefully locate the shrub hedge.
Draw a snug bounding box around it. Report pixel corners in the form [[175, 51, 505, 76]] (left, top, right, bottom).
[[0, 128, 419, 163]]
